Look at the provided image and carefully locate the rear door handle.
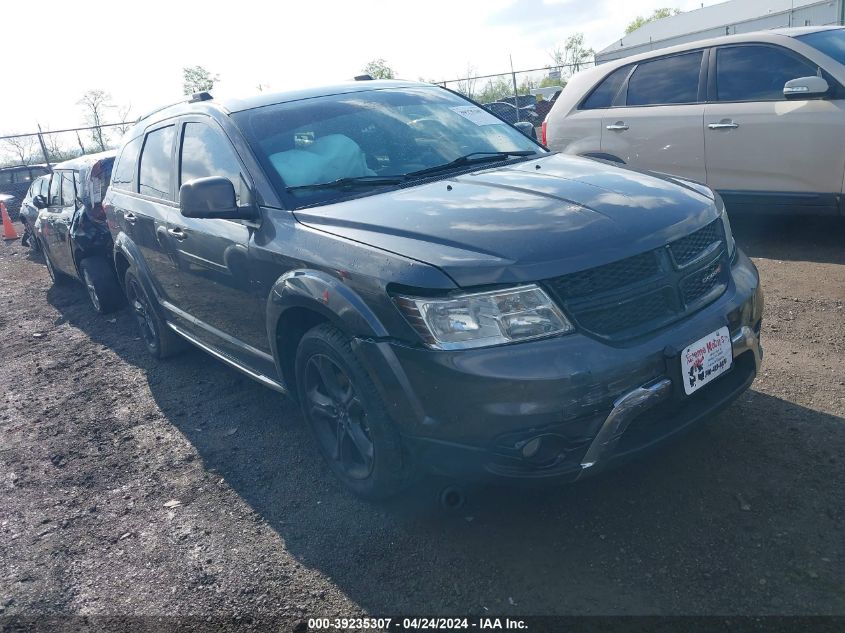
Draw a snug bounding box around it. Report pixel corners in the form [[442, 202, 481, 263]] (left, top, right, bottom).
[[167, 227, 188, 240], [606, 122, 629, 131], [124, 212, 137, 224], [708, 120, 739, 130]]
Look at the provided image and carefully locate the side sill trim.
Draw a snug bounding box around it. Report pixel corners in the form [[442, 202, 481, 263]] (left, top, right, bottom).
[[166, 322, 288, 394]]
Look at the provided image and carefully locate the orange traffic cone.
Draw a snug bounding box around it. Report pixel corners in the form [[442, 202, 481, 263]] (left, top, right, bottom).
[[1, 202, 19, 241]]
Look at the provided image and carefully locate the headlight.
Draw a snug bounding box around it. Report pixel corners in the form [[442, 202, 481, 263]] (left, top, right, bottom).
[[716, 193, 736, 259], [395, 285, 573, 350]]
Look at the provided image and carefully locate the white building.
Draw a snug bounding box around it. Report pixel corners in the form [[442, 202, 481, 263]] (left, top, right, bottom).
[[596, 0, 844, 63]]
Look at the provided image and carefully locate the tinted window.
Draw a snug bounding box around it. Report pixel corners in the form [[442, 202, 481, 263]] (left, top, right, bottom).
[[112, 136, 142, 191], [139, 126, 175, 200], [13, 169, 33, 184], [233, 86, 541, 208], [61, 172, 76, 206], [716, 45, 818, 102], [582, 66, 630, 109], [796, 29, 845, 66], [49, 173, 61, 206], [0, 171, 12, 186], [180, 123, 242, 192], [626, 52, 703, 106]]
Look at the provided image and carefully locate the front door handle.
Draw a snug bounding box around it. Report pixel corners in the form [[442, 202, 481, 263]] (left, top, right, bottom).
[[124, 212, 137, 224], [167, 227, 188, 241], [708, 120, 739, 130], [606, 122, 629, 131]]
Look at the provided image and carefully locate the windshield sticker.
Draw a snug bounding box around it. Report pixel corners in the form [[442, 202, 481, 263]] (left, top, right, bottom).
[[449, 106, 502, 126]]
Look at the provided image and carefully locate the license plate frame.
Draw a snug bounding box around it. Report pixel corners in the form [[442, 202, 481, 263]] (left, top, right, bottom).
[[681, 326, 732, 396]]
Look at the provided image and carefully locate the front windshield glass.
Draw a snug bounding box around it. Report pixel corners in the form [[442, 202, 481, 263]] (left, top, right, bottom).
[[796, 28, 845, 66], [232, 86, 543, 207]]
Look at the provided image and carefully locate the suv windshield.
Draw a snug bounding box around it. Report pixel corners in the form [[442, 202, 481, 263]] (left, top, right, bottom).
[[232, 86, 543, 207], [796, 28, 845, 66]]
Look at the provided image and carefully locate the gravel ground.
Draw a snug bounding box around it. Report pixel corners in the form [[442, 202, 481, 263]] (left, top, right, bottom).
[[1, 216, 843, 628]]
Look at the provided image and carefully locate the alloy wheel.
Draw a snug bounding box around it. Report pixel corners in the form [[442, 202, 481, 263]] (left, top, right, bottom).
[[304, 354, 375, 480], [127, 278, 158, 348]]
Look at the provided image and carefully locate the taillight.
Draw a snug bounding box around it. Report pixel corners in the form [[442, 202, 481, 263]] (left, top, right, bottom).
[[541, 120, 548, 146]]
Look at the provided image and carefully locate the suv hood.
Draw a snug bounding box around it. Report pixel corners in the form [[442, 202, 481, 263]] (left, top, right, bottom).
[[294, 154, 720, 287]]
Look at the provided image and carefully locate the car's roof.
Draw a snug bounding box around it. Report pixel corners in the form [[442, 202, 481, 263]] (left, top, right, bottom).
[[52, 150, 116, 171], [573, 26, 844, 87], [125, 79, 438, 140], [219, 79, 429, 113]]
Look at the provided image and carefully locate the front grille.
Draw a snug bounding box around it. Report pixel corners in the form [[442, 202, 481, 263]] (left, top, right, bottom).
[[680, 258, 727, 305], [552, 250, 661, 298], [669, 221, 721, 266], [546, 219, 726, 340], [576, 288, 674, 335]]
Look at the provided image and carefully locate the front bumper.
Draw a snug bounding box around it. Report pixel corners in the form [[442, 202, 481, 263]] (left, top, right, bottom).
[[354, 249, 763, 482]]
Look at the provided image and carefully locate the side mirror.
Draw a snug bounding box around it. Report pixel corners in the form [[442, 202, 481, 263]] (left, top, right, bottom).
[[179, 176, 256, 220], [514, 121, 538, 140], [33, 194, 47, 209], [784, 76, 829, 99]]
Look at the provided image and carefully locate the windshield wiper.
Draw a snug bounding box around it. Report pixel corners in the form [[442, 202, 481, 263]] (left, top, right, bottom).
[[286, 175, 405, 192], [403, 151, 538, 180]]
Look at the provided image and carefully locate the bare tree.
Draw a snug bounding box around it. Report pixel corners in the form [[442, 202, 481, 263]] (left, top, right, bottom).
[[2, 134, 37, 165], [77, 89, 113, 151], [455, 64, 479, 100], [114, 103, 134, 136], [183, 66, 219, 95]]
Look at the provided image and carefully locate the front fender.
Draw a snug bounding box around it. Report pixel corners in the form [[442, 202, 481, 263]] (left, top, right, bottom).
[[113, 232, 165, 316], [266, 268, 390, 347]]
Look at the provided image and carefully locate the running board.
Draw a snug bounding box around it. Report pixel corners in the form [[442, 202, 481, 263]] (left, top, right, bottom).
[[166, 322, 288, 394]]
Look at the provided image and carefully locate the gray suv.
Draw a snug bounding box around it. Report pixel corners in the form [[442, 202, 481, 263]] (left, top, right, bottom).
[[104, 81, 763, 499]]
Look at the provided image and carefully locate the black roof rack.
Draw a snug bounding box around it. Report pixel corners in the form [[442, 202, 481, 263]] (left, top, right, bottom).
[[135, 92, 213, 124], [354, 74, 374, 81]]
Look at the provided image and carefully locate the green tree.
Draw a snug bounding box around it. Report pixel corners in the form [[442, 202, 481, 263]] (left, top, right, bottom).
[[183, 65, 219, 95], [626, 8, 682, 34], [549, 33, 595, 78], [362, 59, 395, 79]]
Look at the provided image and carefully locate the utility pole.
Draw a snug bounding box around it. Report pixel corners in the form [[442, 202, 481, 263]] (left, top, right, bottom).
[[35, 124, 52, 172], [510, 54, 520, 123]]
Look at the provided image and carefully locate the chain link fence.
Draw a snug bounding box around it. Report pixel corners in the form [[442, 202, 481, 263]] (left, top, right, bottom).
[[0, 122, 131, 216], [437, 61, 594, 124]]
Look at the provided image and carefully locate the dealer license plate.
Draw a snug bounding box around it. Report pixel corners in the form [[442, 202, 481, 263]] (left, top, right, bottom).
[[681, 326, 732, 396]]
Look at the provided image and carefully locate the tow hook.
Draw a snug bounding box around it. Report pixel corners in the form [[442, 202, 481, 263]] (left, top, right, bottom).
[[438, 485, 467, 510]]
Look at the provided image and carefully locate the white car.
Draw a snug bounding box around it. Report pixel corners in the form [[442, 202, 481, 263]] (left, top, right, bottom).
[[543, 26, 845, 215]]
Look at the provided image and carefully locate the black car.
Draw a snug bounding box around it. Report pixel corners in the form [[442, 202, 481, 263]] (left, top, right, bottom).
[[33, 152, 122, 313], [103, 81, 763, 499]]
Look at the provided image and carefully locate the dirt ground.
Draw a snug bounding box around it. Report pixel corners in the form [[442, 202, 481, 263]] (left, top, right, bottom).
[[1, 215, 843, 627]]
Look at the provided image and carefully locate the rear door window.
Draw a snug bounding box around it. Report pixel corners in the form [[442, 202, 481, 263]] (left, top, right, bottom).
[[626, 52, 703, 106], [138, 126, 175, 200], [112, 137, 142, 191], [715, 45, 818, 102], [581, 66, 631, 109]]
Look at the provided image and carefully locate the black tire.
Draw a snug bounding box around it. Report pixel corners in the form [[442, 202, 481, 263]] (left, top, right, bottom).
[[79, 257, 123, 314], [295, 323, 410, 500], [42, 244, 69, 286], [123, 269, 184, 359]]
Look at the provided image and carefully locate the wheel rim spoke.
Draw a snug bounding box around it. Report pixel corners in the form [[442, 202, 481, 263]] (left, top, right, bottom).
[[304, 354, 374, 480]]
